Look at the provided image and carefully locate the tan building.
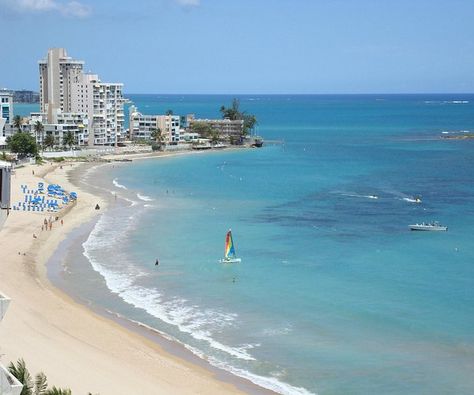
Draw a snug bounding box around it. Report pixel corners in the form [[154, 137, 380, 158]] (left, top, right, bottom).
[[190, 118, 244, 140], [39, 48, 84, 122], [39, 48, 124, 146]]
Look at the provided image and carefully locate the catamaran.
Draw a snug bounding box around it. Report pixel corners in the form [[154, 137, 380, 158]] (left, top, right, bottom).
[[219, 229, 242, 263]]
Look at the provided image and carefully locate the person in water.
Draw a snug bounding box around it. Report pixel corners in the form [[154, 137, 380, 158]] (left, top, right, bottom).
[[155, 259, 159, 266]]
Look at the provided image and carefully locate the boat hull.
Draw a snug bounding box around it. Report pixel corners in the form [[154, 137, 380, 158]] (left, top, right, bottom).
[[409, 225, 447, 231], [219, 258, 242, 264]]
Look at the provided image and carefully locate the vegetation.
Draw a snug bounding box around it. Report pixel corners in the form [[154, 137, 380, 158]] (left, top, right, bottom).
[[34, 121, 44, 150], [8, 359, 73, 395], [51, 157, 65, 162], [190, 121, 220, 144], [6, 131, 38, 158], [43, 134, 55, 151], [165, 109, 174, 116], [1, 151, 16, 162], [219, 98, 257, 135], [13, 115, 23, 132], [150, 127, 164, 150], [63, 131, 75, 149]]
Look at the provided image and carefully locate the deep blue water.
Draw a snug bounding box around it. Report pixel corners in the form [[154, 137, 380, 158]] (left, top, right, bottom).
[[75, 94, 474, 394]]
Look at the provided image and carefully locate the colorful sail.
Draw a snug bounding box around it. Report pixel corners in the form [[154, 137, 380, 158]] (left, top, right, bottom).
[[224, 230, 236, 259]]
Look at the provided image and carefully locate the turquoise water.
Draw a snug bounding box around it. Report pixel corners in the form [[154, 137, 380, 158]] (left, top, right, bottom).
[[80, 95, 474, 394]]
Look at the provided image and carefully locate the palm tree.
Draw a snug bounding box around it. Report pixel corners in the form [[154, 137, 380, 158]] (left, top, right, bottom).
[[8, 359, 72, 395], [44, 134, 55, 151], [150, 127, 164, 150], [34, 121, 44, 150], [63, 131, 75, 149], [44, 387, 72, 395], [8, 358, 32, 395], [165, 109, 173, 116], [34, 372, 48, 395], [13, 115, 22, 132]]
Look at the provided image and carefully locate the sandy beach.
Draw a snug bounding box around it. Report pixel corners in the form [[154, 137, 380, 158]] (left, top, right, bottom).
[[0, 160, 254, 394]]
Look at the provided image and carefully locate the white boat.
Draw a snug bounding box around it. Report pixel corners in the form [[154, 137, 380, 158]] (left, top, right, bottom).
[[219, 229, 242, 263], [409, 222, 447, 231]]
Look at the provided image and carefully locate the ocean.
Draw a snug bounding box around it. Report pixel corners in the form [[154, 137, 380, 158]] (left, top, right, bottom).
[[47, 94, 474, 394]]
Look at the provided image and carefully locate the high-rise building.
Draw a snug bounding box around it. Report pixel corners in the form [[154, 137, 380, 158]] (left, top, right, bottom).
[[39, 48, 84, 122], [38, 48, 124, 146], [71, 73, 124, 146], [0, 90, 13, 137]]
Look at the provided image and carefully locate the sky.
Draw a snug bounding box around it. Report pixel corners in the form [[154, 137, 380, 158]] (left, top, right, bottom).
[[1, 0, 474, 94]]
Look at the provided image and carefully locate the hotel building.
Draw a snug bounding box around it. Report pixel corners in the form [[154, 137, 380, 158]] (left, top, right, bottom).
[[129, 106, 181, 144], [27, 112, 89, 147], [0, 90, 13, 137], [190, 117, 244, 139], [39, 48, 124, 146]]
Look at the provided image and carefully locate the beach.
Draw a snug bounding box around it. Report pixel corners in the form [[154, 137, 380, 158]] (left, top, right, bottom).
[[0, 159, 260, 394]]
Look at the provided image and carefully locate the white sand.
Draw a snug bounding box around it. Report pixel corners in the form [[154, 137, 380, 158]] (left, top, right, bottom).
[[0, 162, 247, 394]]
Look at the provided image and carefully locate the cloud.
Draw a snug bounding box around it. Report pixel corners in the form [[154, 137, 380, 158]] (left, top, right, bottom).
[[1, 0, 91, 17], [175, 0, 200, 7]]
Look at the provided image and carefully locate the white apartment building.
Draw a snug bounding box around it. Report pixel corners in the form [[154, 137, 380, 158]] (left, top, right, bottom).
[[129, 105, 159, 140], [129, 106, 181, 144], [0, 90, 13, 137], [70, 73, 124, 146], [39, 48, 124, 146], [28, 112, 89, 146]]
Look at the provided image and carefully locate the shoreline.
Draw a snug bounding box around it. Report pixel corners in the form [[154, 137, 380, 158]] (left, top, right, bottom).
[[0, 155, 274, 394]]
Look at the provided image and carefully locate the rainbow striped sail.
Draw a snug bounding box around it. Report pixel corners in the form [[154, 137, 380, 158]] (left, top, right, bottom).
[[220, 229, 241, 263]]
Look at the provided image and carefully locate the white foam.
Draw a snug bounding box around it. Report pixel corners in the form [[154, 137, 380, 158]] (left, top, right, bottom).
[[83, 211, 255, 362], [137, 193, 154, 202], [402, 197, 421, 203], [115, 315, 315, 395], [341, 193, 378, 200], [82, 209, 315, 395], [112, 178, 128, 190]]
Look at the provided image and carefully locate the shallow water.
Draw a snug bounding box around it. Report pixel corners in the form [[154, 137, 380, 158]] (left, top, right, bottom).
[[61, 95, 474, 394]]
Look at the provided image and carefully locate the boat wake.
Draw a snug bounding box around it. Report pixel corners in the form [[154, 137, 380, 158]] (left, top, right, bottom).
[[340, 192, 378, 200]]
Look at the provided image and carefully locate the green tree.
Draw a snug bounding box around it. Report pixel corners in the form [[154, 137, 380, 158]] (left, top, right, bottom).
[[34, 372, 48, 395], [63, 131, 75, 149], [44, 134, 55, 150], [13, 115, 23, 132], [8, 359, 73, 395], [190, 121, 214, 138], [165, 109, 174, 116], [7, 131, 38, 158], [243, 113, 257, 135], [210, 130, 220, 144], [44, 387, 72, 395], [220, 98, 257, 136], [150, 127, 164, 150], [8, 358, 32, 395], [34, 121, 44, 150], [219, 98, 241, 120]]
